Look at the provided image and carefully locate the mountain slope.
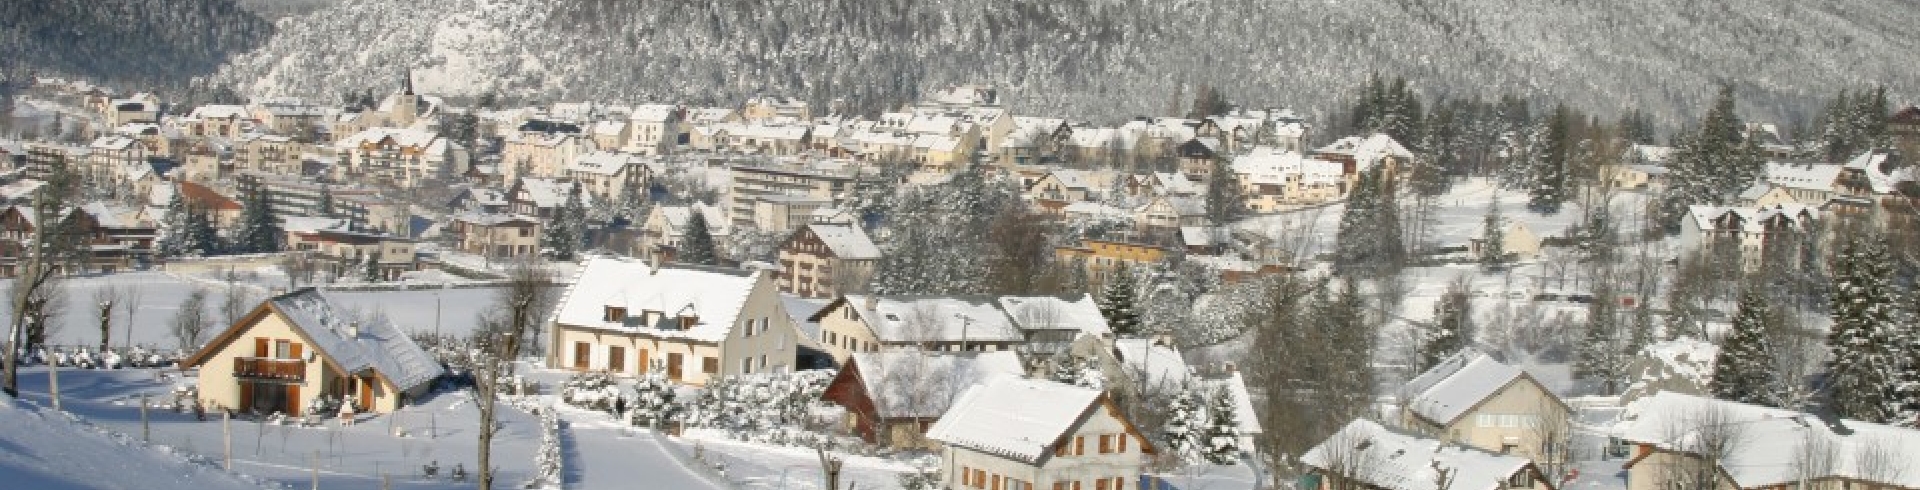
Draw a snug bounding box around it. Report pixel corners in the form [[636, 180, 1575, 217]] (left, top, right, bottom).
[[0, 0, 273, 88], [213, 0, 1920, 126]]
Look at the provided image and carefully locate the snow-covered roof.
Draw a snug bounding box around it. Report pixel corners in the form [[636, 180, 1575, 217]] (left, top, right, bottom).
[[1841, 149, 1914, 195], [1315, 133, 1414, 170], [334, 127, 445, 153], [187, 104, 249, 120], [805, 223, 880, 260], [840, 295, 1025, 343], [1628, 144, 1675, 164], [79, 202, 142, 229], [88, 135, 138, 151], [1061, 202, 1131, 220], [268, 289, 443, 391], [926, 377, 1106, 463], [1114, 338, 1189, 389], [1686, 204, 1818, 233], [553, 256, 764, 343], [1763, 162, 1842, 192], [1400, 349, 1527, 425], [1620, 392, 1920, 489], [630, 104, 678, 123], [513, 177, 598, 209], [283, 216, 353, 233], [657, 203, 729, 236], [997, 294, 1110, 337], [567, 151, 641, 177], [1301, 419, 1535, 490], [779, 295, 828, 342], [846, 350, 1025, 419]]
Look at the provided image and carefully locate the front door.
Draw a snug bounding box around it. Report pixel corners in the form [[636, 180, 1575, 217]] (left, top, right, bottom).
[[666, 353, 683, 381], [574, 342, 591, 370], [359, 377, 374, 409]]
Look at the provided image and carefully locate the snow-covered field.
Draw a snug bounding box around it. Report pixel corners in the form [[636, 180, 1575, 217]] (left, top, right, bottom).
[[0, 395, 274, 490]]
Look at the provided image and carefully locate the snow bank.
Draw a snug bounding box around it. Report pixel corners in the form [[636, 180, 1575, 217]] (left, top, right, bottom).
[[0, 399, 271, 490]]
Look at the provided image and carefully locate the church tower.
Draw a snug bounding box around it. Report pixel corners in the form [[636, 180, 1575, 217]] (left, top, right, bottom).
[[391, 69, 420, 127]]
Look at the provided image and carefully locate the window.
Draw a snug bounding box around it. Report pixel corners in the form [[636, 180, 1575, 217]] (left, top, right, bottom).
[[702, 357, 719, 374], [1099, 435, 1114, 453], [1095, 479, 1110, 490], [1055, 442, 1069, 457], [741, 357, 753, 374], [973, 469, 986, 489], [993, 475, 1003, 490], [275, 340, 292, 359], [758, 355, 767, 371], [1054, 483, 1069, 490], [604, 306, 626, 322], [1111, 477, 1124, 490], [1507, 472, 1530, 488], [1118, 434, 1128, 452], [1074, 436, 1085, 455], [608, 346, 625, 373]]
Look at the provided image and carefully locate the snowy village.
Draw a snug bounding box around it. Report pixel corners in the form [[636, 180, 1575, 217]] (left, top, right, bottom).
[[6, 7, 1920, 489]]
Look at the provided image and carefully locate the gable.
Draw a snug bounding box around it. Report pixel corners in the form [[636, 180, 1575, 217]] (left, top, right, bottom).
[[179, 303, 351, 378], [1445, 374, 1570, 429]]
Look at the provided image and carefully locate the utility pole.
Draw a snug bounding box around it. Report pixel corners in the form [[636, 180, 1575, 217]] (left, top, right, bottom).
[[47, 352, 58, 411], [140, 394, 150, 443], [224, 410, 233, 471]]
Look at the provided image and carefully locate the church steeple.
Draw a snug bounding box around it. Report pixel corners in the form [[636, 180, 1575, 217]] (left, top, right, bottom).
[[402, 69, 414, 96]]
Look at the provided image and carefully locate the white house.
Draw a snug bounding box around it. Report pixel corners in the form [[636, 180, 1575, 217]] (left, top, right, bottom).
[[1301, 419, 1557, 490], [1619, 392, 1920, 490], [547, 256, 806, 385], [927, 378, 1156, 490]]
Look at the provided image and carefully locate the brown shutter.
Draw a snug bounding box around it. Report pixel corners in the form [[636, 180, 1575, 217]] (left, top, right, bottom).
[[286, 384, 301, 415], [238, 382, 254, 412], [289, 343, 303, 361], [254, 338, 269, 357]]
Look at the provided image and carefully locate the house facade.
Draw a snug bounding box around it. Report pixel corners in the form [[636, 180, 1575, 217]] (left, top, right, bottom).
[[927, 378, 1156, 490], [1398, 351, 1573, 474], [179, 289, 442, 415], [547, 256, 804, 385], [447, 213, 542, 259], [1619, 392, 1920, 490], [1302, 419, 1557, 490], [776, 223, 881, 299], [819, 351, 1024, 448], [808, 295, 1028, 365]]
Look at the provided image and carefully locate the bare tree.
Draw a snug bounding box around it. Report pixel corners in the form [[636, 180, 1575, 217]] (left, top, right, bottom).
[[1854, 436, 1909, 486], [218, 269, 256, 328], [4, 180, 82, 396], [1788, 429, 1836, 488], [1527, 399, 1574, 480], [171, 289, 211, 350], [118, 285, 141, 350], [93, 286, 120, 352], [277, 252, 318, 290], [474, 259, 556, 490], [1657, 406, 1746, 490]]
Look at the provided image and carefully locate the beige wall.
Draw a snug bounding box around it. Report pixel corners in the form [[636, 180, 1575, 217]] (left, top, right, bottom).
[[193, 310, 411, 414], [814, 301, 880, 366], [779, 249, 873, 299], [941, 402, 1148, 490], [1624, 449, 1741, 490], [551, 273, 800, 385], [1404, 377, 1569, 466]]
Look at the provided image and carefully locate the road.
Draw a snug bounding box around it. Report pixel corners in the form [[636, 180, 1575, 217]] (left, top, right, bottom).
[[553, 405, 727, 490]]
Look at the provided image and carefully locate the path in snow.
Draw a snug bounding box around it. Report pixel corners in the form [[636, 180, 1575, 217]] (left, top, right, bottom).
[[552, 405, 725, 490]]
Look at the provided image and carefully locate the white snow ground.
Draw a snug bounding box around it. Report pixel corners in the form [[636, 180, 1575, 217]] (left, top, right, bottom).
[[0, 396, 272, 490]]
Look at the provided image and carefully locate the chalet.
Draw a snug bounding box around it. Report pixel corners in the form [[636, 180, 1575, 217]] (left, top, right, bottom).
[[563, 151, 650, 206], [926, 378, 1156, 490], [507, 177, 597, 220], [1893, 105, 1920, 158], [547, 256, 805, 385], [0, 203, 154, 275], [808, 295, 1027, 364], [176, 181, 244, 228], [179, 288, 442, 414], [1312, 133, 1415, 180], [636, 202, 729, 260], [1027, 169, 1106, 204], [625, 104, 684, 155], [1175, 137, 1222, 181], [282, 219, 417, 281], [1301, 419, 1558, 490], [331, 127, 462, 189], [777, 223, 881, 299], [1619, 392, 1920, 490], [1230, 147, 1348, 210], [1397, 350, 1572, 469], [997, 294, 1111, 357], [1132, 195, 1208, 229], [819, 350, 1024, 448]]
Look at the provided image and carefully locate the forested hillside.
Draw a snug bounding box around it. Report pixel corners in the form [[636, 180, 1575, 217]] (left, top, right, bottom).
[[0, 0, 273, 89], [211, 0, 1920, 128]]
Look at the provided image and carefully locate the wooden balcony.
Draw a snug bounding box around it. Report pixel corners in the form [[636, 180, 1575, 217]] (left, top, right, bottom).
[[234, 357, 305, 381]]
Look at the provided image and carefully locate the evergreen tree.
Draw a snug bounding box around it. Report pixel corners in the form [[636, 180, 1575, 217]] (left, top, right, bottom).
[[1478, 199, 1507, 269], [234, 181, 283, 253], [1616, 109, 1657, 145], [1201, 387, 1243, 465], [1204, 157, 1245, 224], [1827, 230, 1900, 423], [1161, 385, 1204, 458], [1421, 280, 1472, 372], [1655, 85, 1761, 233], [184, 207, 222, 256], [1528, 105, 1574, 214], [1712, 287, 1776, 406], [1334, 166, 1403, 276], [155, 186, 191, 258], [1099, 263, 1141, 336], [363, 254, 382, 282], [1896, 286, 1920, 428], [1575, 280, 1628, 395], [316, 184, 337, 218], [678, 208, 719, 266], [544, 182, 588, 261]]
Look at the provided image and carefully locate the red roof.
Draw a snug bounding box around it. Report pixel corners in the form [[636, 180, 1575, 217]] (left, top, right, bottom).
[[177, 182, 241, 211]]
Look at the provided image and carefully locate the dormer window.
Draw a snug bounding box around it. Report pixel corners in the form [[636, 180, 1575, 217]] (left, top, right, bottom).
[[603, 306, 626, 322], [678, 315, 698, 330]]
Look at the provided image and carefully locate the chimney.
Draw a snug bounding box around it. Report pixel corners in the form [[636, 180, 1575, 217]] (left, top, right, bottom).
[[863, 295, 878, 312]]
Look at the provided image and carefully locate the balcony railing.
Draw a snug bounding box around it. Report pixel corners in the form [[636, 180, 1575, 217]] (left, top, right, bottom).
[[234, 357, 305, 381]]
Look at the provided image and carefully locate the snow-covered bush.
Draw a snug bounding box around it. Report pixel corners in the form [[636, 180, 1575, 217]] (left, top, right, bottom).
[[1048, 353, 1105, 390], [560, 371, 620, 412], [627, 373, 679, 428], [525, 406, 563, 490], [680, 370, 837, 444]]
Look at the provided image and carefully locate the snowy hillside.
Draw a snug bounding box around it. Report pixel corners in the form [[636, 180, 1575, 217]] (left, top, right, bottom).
[[213, 0, 1920, 125], [0, 399, 269, 490]]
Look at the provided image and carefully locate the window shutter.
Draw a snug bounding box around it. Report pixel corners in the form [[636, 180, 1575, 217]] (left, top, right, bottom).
[[289, 343, 303, 361], [254, 338, 269, 357]]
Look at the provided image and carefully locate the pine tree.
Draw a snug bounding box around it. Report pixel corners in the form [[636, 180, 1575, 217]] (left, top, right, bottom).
[[1478, 199, 1507, 269], [1655, 85, 1760, 233], [315, 184, 337, 218], [1202, 387, 1243, 464], [1421, 280, 1471, 372], [184, 207, 222, 256], [1528, 105, 1574, 214], [235, 181, 282, 253], [1334, 166, 1403, 276], [1100, 263, 1142, 336], [1575, 280, 1628, 395], [1161, 386, 1204, 458], [1895, 285, 1920, 428], [155, 186, 191, 258], [541, 182, 588, 261], [678, 208, 718, 266], [1827, 230, 1900, 423], [1204, 157, 1244, 224], [1712, 287, 1776, 406]]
